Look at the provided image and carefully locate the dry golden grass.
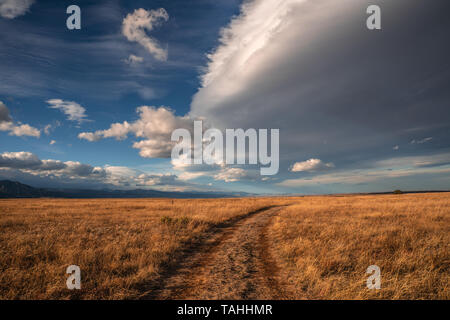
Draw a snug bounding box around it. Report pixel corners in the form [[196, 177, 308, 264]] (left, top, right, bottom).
[[268, 193, 450, 299], [0, 194, 448, 300], [0, 197, 290, 299]]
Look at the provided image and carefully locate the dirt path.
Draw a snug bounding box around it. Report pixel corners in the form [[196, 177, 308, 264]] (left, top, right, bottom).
[[143, 206, 288, 300]]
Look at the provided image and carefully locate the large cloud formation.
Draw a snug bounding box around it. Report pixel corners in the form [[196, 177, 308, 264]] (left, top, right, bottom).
[[78, 105, 260, 183], [190, 0, 450, 176], [122, 8, 169, 61], [0, 0, 34, 19], [74, 0, 450, 191]]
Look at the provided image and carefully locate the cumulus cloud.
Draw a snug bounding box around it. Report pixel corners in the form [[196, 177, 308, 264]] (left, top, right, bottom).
[[0, 101, 40, 137], [47, 99, 89, 123], [79, 105, 266, 182], [79, 106, 192, 158], [122, 8, 169, 61], [290, 159, 334, 172], [0, 0, 34, 19], [0, 122, 41, 137]]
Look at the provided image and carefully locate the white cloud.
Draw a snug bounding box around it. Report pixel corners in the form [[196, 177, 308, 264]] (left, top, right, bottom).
[[49, 140, 56, 145], [0, 0, 34, 19], [190, 0, 309, 122], [122, 8, 169, 61], [77, 132, 100, 142], [0, 101, 40, 137], [214, 167, 247, 182], [0, 122, 41, 137], [79, 106, 192, 158], [393, 145, 399, 150], [290, 158, 334, 172], [47, 99, 89, 123], [124, 54, 144, 65]]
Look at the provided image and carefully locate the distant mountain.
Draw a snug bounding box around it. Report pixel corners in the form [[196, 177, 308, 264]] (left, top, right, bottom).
[[0, 180, 247, 199], [0, 180, 53, 198]]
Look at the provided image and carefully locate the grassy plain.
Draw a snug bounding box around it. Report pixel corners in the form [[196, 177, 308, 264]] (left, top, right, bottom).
[[0, 194, 448, 299], [268, 193, 449, 299], [0, 197, 289, 299]]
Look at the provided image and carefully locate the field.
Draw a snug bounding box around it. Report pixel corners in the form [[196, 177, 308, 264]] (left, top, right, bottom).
[[0, 193, 448, 299]]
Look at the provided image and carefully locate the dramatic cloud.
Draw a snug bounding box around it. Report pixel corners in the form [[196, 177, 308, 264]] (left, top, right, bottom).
[[122, 8, 169, 61], [47, 99, 89, 123], [190, 0, 450, 180], [0, 0, 34, 19], [290, 159, 334, 172], [79, 106, 192, 158], [0, 101, 40, 137]]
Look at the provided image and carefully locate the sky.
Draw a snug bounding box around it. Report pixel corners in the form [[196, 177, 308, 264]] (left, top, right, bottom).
[[0, 0, 449, 194]]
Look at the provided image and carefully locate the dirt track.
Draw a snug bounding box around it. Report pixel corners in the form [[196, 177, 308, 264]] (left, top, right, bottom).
[[144, 206, 288, 299]]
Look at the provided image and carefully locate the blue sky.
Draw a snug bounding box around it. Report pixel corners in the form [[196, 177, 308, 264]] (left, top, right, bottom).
[[1, 0, 449, 194]]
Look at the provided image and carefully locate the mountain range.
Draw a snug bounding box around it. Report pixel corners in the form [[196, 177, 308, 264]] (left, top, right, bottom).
[[0, 180, 248, 199]]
